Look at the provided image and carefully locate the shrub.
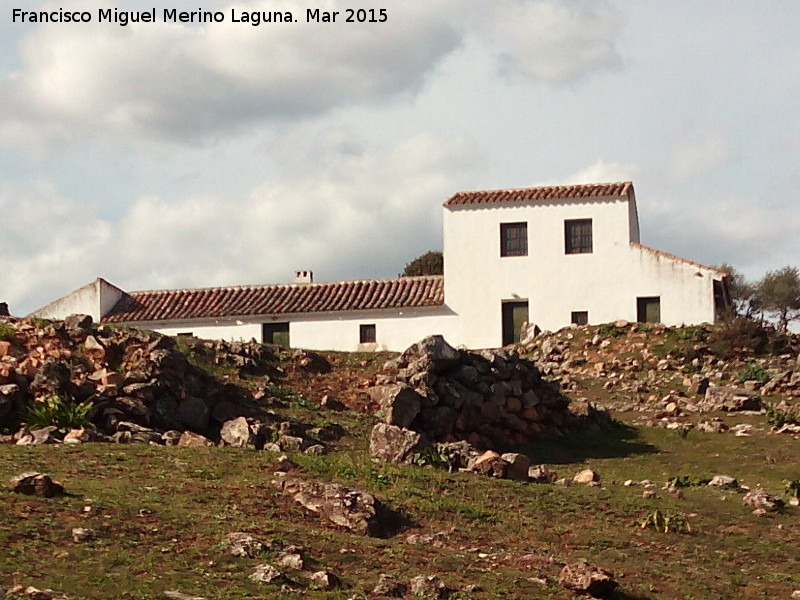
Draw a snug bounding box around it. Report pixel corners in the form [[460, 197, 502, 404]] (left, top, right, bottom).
[[707, 317, 769, 357], [737, 362, 771, 384], [764, 401, 800, 428], [639, 509, 692, 534], [24, 395, 97, 431], [0, 323, 15, 341], [785, 480, 800, 499]]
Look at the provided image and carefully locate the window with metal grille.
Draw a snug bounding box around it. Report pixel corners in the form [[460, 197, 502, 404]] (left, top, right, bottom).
[[571, 311, 588, 326], [360, 324, 376, 343], [500, 222, 528, 257], [565, 219, 593, 254]]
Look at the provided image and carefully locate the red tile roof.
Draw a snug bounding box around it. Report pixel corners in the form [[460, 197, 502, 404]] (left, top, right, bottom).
[[103, 276, 444, 323], [630, 243, 726, 275], [444, 181, 634, 207]]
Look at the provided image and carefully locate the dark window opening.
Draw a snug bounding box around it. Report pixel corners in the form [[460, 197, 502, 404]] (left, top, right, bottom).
[[500, 222, 528, 257], [713, 279, 729, 322], [571, 311, 588, 326], [359, 324, 376, 344], [637, 297, 661, 323], [263, 322, 290, 347], [502, 301, 529, 346], [176, 332, 193, 337], [565, 219, 593, 254]]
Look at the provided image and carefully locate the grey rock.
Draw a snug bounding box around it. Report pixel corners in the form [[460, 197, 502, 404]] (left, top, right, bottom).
[[176, 396, 210, 432], [501, 452, 531, 481], [372, 574, 407, 597], [9, 472, 65, 497], [743, 488, 784, 512], [559, 561, 618, 597], [700, 386, 761, 412], [63, 314, 93, 331], [409, 575, 448, 599], [71, 527, 96, 542], [220, 417, 254, 448], [708, 475, 738, 488], [249, 563, 284, 584], [226, 531, 264, 558], [276, 477, 384, 536], [309, 570, 340, 590], [370, 423, 429, 464], [370, 384, 422, 429]]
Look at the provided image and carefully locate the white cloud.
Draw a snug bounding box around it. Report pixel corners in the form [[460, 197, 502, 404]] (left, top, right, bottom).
[[562, 159, 638, 184], [1, 132, 476, 314], [0, 0, 460, 149], [669, 132, 735, 183], [475, 0, 623, 82]]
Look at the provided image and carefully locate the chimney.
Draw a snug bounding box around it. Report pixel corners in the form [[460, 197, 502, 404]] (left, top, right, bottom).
[[294, 270, 313, 284]]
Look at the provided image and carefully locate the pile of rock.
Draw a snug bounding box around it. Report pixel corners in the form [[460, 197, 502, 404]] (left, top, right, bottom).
[[516, 322, 800, 429], [0, 315, 334, 451], [368, 335, 608, 465]]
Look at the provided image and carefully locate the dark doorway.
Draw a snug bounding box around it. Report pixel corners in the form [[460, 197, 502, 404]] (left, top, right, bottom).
[[502, 301, 529, 345], [263, 322, 290, 347], [637, 297, 661, 323]]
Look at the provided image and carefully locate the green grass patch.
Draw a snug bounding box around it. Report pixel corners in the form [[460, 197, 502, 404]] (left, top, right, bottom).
[[1, 423, 799, 599]]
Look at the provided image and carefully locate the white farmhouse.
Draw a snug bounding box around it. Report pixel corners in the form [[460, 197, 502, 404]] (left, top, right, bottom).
[[30, 182, 728, 351]]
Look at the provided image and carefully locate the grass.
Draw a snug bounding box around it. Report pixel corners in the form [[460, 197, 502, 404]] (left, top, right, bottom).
[[1, 421, 799, 600]]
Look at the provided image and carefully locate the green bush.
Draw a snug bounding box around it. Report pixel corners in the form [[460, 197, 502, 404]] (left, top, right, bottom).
[[737, 362, 771, 384], [0, 323, 15, 341], [764, 401, 800, 428], [24, 395, 97, 431]]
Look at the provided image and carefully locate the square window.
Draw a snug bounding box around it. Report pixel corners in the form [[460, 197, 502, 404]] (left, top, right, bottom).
[[571, 311, 588, 326], [500, 222, 528, 257], [360, 324, 376, 343], [263, 322, 290, 347], [565, 219, 593, 254]]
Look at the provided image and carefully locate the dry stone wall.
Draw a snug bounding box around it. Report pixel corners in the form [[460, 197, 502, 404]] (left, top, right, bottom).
[[368, 335, 607, 462]]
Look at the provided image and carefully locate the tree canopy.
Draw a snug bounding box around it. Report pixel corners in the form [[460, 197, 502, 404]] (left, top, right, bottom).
[[401, 251, 443, 276], [757, 266, 800, 332]]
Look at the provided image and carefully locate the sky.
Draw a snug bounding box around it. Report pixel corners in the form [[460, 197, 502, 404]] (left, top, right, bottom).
[[1, 1, 799, 316]]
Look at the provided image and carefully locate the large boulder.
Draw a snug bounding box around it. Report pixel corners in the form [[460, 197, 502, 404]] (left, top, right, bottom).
[[699, 386, 761, 412], [220, 417, 256, 448], [370, 423, 429, 464], [402, 335, 461, 372], [9, 472, 65, 498], [276, 477, 385, 536], [559, 561, 618, 597], [370, 384, 422, 428]]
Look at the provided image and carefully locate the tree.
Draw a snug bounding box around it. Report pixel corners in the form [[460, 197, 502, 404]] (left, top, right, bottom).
[[716, 263, 759, 318], [756, 266, 800, 332], [401, 251, 443, 276]]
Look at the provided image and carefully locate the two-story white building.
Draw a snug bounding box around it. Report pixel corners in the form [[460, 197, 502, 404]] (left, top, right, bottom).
[[30, 181, 728, 351]]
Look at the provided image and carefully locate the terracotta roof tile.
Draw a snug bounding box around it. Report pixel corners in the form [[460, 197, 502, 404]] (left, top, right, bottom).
[[444, 181, 634, 207], [103, 276, 444, 323]]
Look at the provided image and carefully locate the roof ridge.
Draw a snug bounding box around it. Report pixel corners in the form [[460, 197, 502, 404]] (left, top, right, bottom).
[[127, 274, 444, 296], [444, 181, 634, 207], [451, 181, 632, 196], [630, 242, 726, 275]]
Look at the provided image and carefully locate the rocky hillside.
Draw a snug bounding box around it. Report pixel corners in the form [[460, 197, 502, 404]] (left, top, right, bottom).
[[3, 315, 800, 600], [518, 319, 800, 432]]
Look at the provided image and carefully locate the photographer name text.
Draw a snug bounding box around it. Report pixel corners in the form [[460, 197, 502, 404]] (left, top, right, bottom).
[[11, 7, 388, 26]]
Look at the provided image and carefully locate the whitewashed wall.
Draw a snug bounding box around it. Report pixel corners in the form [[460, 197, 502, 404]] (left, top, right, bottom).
[[139, 307, 458, 352], [31, 278, 124, 323], [443, 195, 722, 348]]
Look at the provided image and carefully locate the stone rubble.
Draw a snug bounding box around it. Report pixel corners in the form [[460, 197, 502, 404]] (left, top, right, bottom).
[[9, 472, 65, 498], [0, 315, 338, 452], [369, 335, 610, 481], [558, 561, 618, 597], [274, 477, 385, 537]]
